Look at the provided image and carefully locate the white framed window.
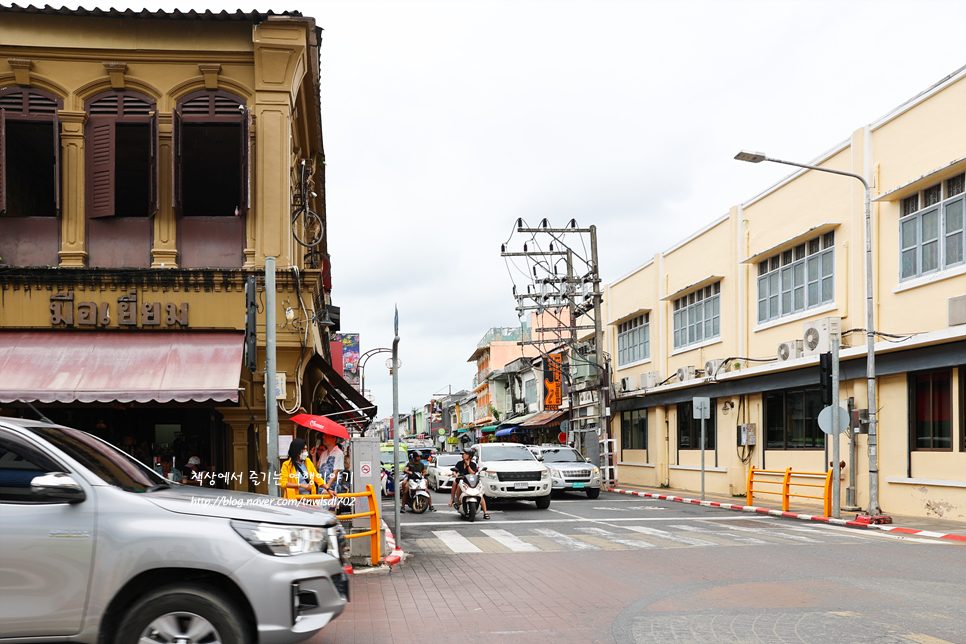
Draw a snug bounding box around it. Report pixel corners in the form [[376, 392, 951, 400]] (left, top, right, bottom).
[[900, 173, 965, 281], [672, 282, 720, 350], [617, 314, 649, 366], [757, 231, 835, 323], [524, 379, 537, 406]]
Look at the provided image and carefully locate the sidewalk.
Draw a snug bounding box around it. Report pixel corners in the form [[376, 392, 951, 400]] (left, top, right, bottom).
[[608, 483, 966, 542]]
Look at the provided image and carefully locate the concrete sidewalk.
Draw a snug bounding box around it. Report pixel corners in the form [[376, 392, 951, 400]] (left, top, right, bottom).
[[610, 483, 966, 540]]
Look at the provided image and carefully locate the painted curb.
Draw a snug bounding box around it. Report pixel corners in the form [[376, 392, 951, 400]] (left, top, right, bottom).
[[380, 519, 405, 565], [607, 488, 966, 543]]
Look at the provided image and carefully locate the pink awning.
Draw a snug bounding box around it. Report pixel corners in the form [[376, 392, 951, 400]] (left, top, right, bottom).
[[0, 331, 244, 404]]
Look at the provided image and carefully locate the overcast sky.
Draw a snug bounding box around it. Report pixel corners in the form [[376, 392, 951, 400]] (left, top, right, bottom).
[[107, 1, 966, 417]]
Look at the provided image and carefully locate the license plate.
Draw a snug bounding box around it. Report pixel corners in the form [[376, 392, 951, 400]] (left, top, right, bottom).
[[513, 482, 529, 490], [572, 482, 585, 488]]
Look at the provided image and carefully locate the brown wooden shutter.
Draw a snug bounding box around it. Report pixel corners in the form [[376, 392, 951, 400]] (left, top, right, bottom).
[[0, 109, 6, 213], [148, 109, 159, 215], [239, 108, 250, 215], [89, 118, 115, 218], [172, 108, 182, 214], [53, 116, 61, 212]]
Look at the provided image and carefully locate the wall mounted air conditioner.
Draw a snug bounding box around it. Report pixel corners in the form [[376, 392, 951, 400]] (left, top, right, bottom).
[[704, 359, 726, 378], [514, 402, 525, 414], [777, 339, 804, 362], [803, 317, 841, 356], [621, 376, 637, 392], [640, 371, 661, 389], [677, 365, 696, 382]]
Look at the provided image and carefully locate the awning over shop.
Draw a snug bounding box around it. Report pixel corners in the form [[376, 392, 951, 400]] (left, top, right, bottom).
[[481, 425, 499, 433], [495, 426, 520, 437], [0, 330, 244, 404], [499, 411, 539, 426], [309, 353, 376, 418], [521, 410, 567, 427]]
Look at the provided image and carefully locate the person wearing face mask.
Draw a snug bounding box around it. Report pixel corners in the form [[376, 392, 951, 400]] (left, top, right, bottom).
[[279, 438, 326, 500]]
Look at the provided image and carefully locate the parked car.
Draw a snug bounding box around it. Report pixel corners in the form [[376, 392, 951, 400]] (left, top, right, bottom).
[[528, 445, 601, 498], [427, 452, 462, 491], [0, 418, 349, 644], [472, 442, 551, 509]]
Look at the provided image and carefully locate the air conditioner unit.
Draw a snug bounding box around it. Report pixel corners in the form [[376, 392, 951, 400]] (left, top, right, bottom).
[[514, 402, 525, 414], [803, 317, 841, 356], [640, 371, 661, 389], [676, 365, 696, 382], [704, 359, 726, 378], [777, 339, 804, 362], [620, 376, 636, 392]]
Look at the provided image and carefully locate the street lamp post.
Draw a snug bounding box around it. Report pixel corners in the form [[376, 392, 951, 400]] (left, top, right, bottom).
[[358, 347, 392, 432], [735, 150, 882, 517]]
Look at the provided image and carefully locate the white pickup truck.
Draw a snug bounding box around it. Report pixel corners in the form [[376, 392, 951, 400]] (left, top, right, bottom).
[[472, 442, 551, 509]]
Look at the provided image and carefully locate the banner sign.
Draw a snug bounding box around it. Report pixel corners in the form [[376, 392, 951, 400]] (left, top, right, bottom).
[[543, 354, 562, 410]]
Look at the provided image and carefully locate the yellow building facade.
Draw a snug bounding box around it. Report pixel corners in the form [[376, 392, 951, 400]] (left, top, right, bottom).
[[0, 8, 372, 491], [607, 66, 966, 521]]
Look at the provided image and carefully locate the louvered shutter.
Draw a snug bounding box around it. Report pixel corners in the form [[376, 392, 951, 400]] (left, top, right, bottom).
[[0, 109, 6, 213], [89, 118, 115, 218], [53, 116, 61, 212], [172, 108, 182, 214], [239, 108, 250, 215], [149, 109, 159, 215]]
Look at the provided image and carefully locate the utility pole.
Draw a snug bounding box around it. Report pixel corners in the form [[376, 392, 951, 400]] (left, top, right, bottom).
[[590, 225, 605, 470], [265, 257, 279, 497], [391, 307, 401, 546]]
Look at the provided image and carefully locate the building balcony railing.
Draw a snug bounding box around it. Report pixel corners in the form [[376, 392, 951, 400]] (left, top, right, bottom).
[[476, 326, 531, 349]]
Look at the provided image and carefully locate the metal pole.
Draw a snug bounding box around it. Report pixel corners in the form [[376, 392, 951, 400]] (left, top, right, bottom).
[[863, 186, 881, 516], [265, 257, 279, 497], [392, 307, 401, 545], [590, 225, 606, 474], [700, 416, 706, 501], [831, 335, 841, 518], [847, 416, 857, 508]]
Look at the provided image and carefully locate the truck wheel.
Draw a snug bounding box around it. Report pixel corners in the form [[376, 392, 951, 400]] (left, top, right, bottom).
[[586, 488, 600, 499], [535, 495, 551, 509], [115, 585, 250, 644]]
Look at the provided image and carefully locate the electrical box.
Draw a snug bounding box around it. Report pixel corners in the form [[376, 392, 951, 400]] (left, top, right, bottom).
[[738, 423, 757, 446], [347, 436, 385, 563], [851, 409, 869, 434]]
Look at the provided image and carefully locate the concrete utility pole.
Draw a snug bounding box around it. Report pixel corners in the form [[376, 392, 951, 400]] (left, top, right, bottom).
[[590, 225, 606, 470], [391, 307, 401, 545], [265, 257, 279, 497]]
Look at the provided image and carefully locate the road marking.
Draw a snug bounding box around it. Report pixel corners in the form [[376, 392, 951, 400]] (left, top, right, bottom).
[[576, 527, 655, 548], [531, 528, 601, 550], [432, 530, 482, 553], [401, 514, 758, 527], [481, 529, 541, 552], [817, 523, 950, 545], [722, 524, 824, 543], [623, 525, 717, 547], [668, 523, 766, 544]]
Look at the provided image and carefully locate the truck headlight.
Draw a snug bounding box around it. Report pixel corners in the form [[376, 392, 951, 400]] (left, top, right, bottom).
[[232, 520, 326, 556], [593, 467, 600, 477], [549, 468, 562, 478], [483, 470, 498, 479], [541, 468, 550, 479]]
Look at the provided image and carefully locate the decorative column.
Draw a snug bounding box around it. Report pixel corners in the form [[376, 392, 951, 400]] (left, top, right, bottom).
[[58, 111, 88, 267], [152, 112, 178, 267]]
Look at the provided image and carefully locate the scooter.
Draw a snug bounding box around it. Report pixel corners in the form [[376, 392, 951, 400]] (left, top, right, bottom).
[[404, 471, 431, 514], [451, 467, 486, 522], [380, 466, 396, 497]]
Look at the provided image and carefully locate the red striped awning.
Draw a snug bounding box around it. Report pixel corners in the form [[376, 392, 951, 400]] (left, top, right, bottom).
[[0, 331, 244, 404]]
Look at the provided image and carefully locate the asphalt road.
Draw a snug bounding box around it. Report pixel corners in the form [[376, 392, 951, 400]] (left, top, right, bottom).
[[317, 489, 966, 644]]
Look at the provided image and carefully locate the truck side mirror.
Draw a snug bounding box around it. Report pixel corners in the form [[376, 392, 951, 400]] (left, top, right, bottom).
[[31, 472, 86, 503]]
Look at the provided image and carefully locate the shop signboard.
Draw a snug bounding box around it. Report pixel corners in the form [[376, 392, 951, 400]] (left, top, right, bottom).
[[543, 354, 562, 410]]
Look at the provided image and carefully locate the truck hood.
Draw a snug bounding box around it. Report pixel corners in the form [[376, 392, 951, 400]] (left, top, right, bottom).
[[478, 460, 547, 473], [144, 484, 339, 527]]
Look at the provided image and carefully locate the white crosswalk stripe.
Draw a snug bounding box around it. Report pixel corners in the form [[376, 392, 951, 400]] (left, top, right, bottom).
[[576, 526, 655, 548], [531, 528, 601, 550], [433, 530, 482, 553], [624, 525, 718, 547], [481, 529, 541, 552], [668, 523, 767, 544], [722, 523, 824, 543]]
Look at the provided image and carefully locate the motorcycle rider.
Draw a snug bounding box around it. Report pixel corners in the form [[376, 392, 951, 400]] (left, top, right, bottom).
[[400, 451, 436, 513], [449, 449, 489, 519]]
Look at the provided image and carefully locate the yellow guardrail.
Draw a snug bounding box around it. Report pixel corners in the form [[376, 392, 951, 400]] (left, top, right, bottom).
[[303, 484, 381, 565], [747, 466, 832, 517]]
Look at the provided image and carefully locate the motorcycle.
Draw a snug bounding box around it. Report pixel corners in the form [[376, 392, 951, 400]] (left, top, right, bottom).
[[380, 466, 396, 497], [452, 466, 486, 522], [404, 471, 431, 514]]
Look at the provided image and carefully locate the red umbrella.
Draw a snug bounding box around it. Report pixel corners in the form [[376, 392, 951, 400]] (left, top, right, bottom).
[[290, 414, 351, 440]]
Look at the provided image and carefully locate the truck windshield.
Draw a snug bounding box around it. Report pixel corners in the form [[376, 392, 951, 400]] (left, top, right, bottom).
[[27, 425, 165, 493], [539, 449, 584, 463]]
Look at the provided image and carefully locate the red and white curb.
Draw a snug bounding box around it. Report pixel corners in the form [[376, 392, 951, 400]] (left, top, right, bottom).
[[381, 519, 405, 566], [608, 488, 966, 543]]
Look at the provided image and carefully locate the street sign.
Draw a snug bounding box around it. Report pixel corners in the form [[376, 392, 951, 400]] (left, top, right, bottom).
[[359, 461, 372, 477], [692, 397, 711, 419], [818, 405, 850, 435], [558, 432, 567, 443]]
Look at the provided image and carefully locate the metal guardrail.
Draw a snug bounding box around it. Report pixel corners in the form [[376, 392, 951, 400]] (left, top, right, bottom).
[[747, 466, 832, 517], [304, 484, 381, 565]]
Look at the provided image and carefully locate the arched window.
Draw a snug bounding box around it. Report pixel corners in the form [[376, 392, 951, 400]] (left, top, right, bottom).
[[84, 90, 158, 268], [0, 86, 64, 266], [173, 89, 249, 268]]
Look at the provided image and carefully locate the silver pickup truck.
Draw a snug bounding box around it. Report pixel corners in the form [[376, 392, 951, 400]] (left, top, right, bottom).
[[0, 418, 349, 644]]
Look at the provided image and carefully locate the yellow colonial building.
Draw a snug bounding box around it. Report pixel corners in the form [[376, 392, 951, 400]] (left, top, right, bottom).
[[0, 7, 372, 491], [607, 65, 965, 521]]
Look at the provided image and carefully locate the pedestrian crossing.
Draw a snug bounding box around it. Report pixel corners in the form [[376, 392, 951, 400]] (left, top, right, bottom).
[[412, 520, 879, 555]]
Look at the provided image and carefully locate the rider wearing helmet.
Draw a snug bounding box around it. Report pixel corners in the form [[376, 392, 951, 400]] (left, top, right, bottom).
[[449, 448, 489, 519]]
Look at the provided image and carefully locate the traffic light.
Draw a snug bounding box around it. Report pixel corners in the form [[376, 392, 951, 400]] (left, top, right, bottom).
[[244, 275, 257, 373], [819, 351, 832, 406]]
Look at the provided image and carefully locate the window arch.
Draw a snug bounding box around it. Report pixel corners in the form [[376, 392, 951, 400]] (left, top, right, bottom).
[[0, 86, 64, 266]]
